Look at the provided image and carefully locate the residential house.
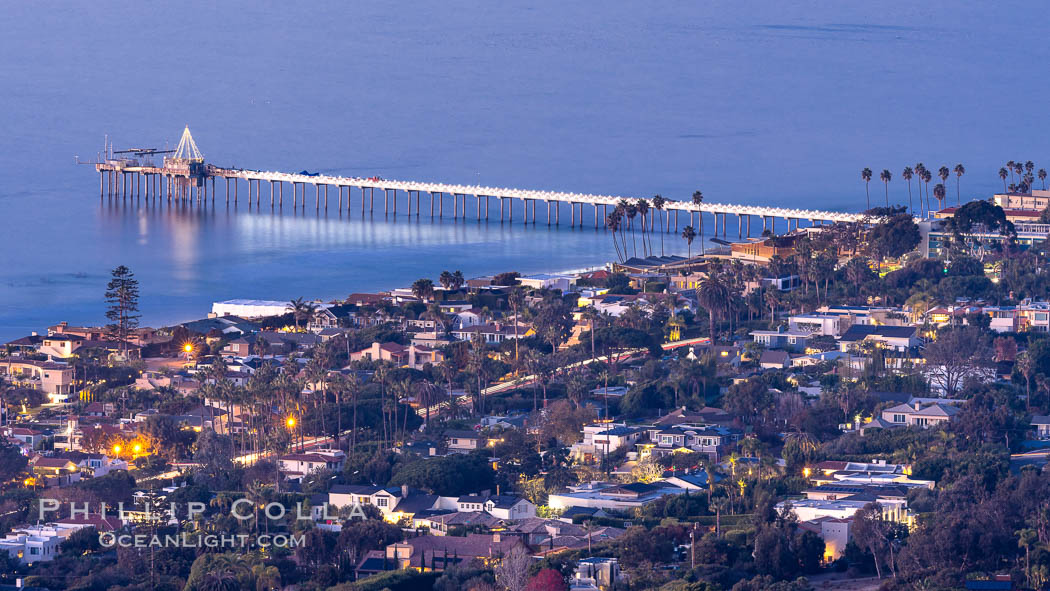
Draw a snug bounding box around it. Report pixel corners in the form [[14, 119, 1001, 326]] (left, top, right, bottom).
[[642, 424, 730, 460], [307, 308, 340, 331], [31, 457, 81, 487], [547, 480, 689, 511], [838, 325, 920, 353], [413, 511, 501, 536], [61, 452, 127, 477], [0, 523, 91, 564], [798, 517, 852, 562], [0, 359, 74, 397], [881, 402, 960, 428], [445, 430, 486, 453], [749, 328, 811, 352], [179, 316, 260, 338], [278, 449, 346, 479], [518, 274, 576, 291], [349, 342, 444, 369], [569, 423, 645, 463], [483, 496, 536, 520], [574, 557, 622, 591], [759, 350, 791, 369], [1032, 415, 1050, 440], [455, 309, 485, 328], [329, 484, 438, 523], [654, 406, 734, 427], [7, 427, 47, 449], [451, 323, 528, 344], [385, 533, 526, 572], [788, 314, 853, 338], [37, 334, 83, 359], [49, 322, 160, 347], [450, 494, 536, 520]]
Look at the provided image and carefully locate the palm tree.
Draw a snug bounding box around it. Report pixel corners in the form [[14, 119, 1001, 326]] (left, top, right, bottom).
[[508, 287, 525, 364], [438, 271, 454, 290], [1007, 160, 1017, 183], [1039, 168, 1047, 190], [288, 297, 317, 331], [764, 289, 780, 328], [252, 334, 271, 358], [697, 274, 731, 342], [1017, 352, 1033, 413], [915, 162, 928, 212], [861, 168, 873, 210], [1000, 167, 1010, 192], [902, 167, 914, 214], [922, 169, 933, 213], [879, 169, 892, 207], [451, 270, 465, 290], [411, 278, 435, 302], [953, 163, 965, 205], [710, 496, 729, 537], [652, 195, 667, 255], [933, 183, 946, 210], [616, 199, 631, 258], [606, 212, 624, 262], [625, 204, 639, 257], [636, 198, 651, 257], [692, 191, 705, 254], [416, 379, 440, 426], [1015, 161, 1024, 179], [681, 225, 697, 258], [938, 166, 950, 193]]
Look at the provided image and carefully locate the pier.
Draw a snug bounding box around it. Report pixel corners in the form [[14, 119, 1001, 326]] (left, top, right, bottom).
[[94, 127, 865, 237]]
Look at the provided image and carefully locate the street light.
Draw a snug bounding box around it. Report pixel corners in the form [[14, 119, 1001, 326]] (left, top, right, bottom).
[[132, 443, 142, 454], [286, 416, 296, 429], [112, 444, 122, 455], [183, 343, 194, 354], [803, 467, 812, 478]]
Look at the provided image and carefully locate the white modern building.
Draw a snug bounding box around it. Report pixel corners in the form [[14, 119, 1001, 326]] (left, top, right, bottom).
[[211, 299, 328, 319], [0, 523, 92, 564], [548, 481, 688, 511]]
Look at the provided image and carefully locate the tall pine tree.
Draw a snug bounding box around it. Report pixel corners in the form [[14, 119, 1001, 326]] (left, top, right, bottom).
[[104, 265, 140, 357]]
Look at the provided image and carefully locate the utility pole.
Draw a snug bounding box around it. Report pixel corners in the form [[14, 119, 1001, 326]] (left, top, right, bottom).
[[690, 523, 697, 569]]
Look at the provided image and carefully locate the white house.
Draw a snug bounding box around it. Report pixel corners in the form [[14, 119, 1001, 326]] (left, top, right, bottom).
[[569, 423, 645, 463], [483, 495, 536, 520], [0, 523, 92, 564], [518, 274, 576, 292], [1032, 415, 1050, 439], [445, 430, 486, 452], [881, 402, 959, 428], [278, 449, 345, 478], [789, 314, 852, 338], [799, 517, 852, 561], [547, 481, 688, 511]]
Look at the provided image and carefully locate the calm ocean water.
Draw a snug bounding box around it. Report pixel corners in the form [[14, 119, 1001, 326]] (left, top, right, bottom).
[[1, 2, 1048, 339]]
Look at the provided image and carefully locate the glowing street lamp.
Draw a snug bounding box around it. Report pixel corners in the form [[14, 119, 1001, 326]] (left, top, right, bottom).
[[132, 443, 142, 454], [286, 416, 297, 429], [183, 343, 194, 354], [112, 444, 122, 455], [803, 467, 812, 478]]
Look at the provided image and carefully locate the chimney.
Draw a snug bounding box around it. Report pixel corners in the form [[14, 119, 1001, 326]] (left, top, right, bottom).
[[401, 484, 409, 498]]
